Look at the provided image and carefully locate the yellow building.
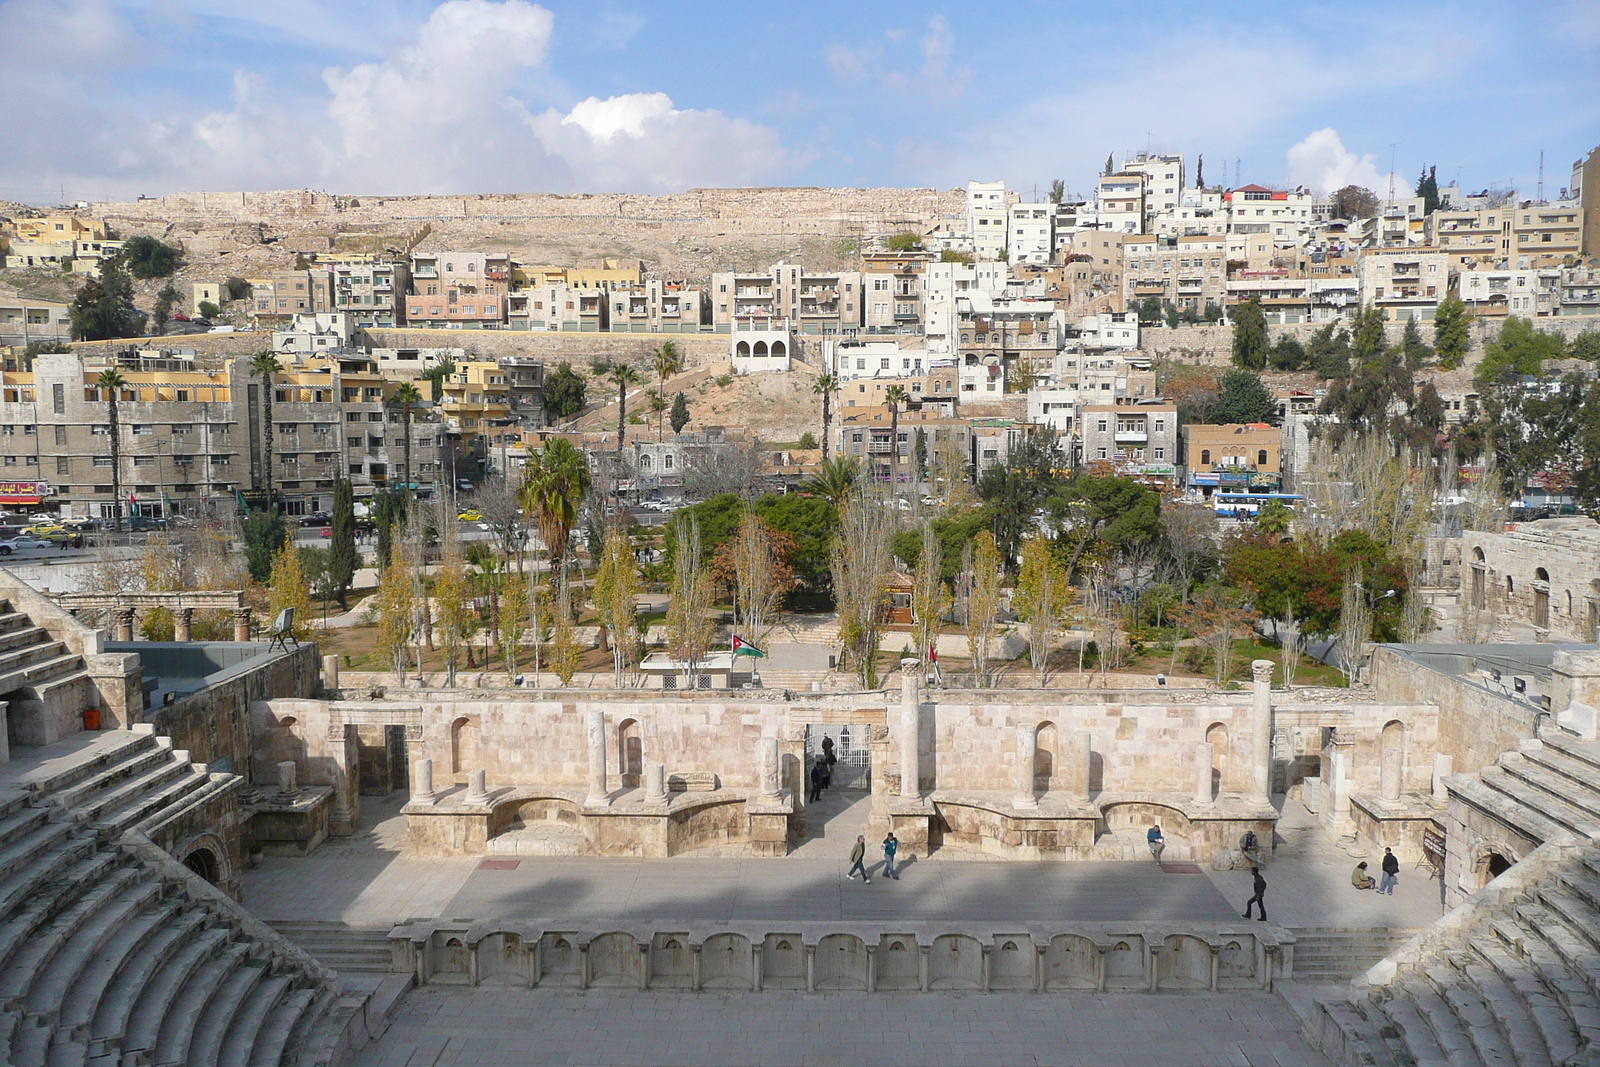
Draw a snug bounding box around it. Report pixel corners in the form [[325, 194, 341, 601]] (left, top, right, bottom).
[[514, 259, 644, 290], [438, 361, 511, 445]]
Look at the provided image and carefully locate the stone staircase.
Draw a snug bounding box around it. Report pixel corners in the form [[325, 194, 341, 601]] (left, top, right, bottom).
[[1289, 928, 1421, 983], [0, 730, 391, 1067], [1313, 727, 1600, 1066], [0, 600, 89, 708], [264, 924, 394, 975]]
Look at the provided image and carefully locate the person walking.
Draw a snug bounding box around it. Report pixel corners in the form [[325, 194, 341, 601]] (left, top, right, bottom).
[[808, 759, 824, 804], [1379, 847, 1399, 895], [1147, 824, 1165, 864], [1243, 867, 1267, 920], [847, 835, 870, 883], [882, 832, 900, 880]]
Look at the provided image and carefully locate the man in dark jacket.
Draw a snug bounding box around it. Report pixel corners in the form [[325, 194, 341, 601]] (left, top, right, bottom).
[[1379, 847, 1399, 895], [1243, 867, 1267, 920], [847, 835, 870, 883], [809, 759, 824, 803]]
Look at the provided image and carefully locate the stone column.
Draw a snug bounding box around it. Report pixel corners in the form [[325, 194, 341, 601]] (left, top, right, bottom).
[[759, 738, 781, 799], [1380, 742, 1403, 804], [465, 769, 490, 804], [1251, 660, 1274, 804], [585, 709, 609, 806], [899, 672, 920, 801], [1193, 742, 1214, 806], [277, 760, 299, 797], [323, 654, 341, 691], [174, 607, 193, 643], [645, 762, 666, 801], [413, 757, 436, 804], [113, 608, 135, 642], [1432, 754, 1453, 803], [1072, 731, 1092, 800], [233, 608, 253, 642], [1014, 723, 1038, 810]]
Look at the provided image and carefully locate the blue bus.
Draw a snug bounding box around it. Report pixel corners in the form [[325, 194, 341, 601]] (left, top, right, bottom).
[[1212, 492, 1302, 520]]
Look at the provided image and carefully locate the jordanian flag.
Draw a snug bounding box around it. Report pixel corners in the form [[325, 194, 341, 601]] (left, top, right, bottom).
[[731, 635, 766, 658]]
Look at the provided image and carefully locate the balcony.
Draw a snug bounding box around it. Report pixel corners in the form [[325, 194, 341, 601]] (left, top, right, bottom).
[[1114, 430, 1148, 444], [412, 267, 438, 279]]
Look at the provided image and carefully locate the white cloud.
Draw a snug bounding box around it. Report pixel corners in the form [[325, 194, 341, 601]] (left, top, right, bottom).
[[1286, 128, 1386, 195], [0, 0, 787, 198], [919, 16, 968, 101]]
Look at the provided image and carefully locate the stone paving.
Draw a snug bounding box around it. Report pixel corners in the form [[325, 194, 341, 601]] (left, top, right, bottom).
[[353, 986, 1332, 1067]]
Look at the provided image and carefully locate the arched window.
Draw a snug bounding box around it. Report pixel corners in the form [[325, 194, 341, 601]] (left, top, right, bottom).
[[772, 341, 786, 357], [1257, 449, 1268, 465], [754, 341, 768, 356], [1536, 567, 1550, 582], [736, 341, 750, 356], [451, 716, 478, 776], [1200, 449, 1211, 465], [1472, 546, 1485, 562]]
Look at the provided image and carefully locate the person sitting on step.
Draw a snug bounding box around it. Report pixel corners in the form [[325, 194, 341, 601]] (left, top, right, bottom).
[[1352, 861, 1376, 890]]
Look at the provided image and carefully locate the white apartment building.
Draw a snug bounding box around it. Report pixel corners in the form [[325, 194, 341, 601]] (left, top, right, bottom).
[[1226, 185, 1315, 247], [922, 260, 1009, 353], [1156, 188, 1227, 236], [1079, 312, 1140, 349], [1456, 268, 1563, 318], [273, 313, 354, 355], [1096, 173, 1146, 233], [1008, 203, 1054, 265], [967, 180, 1009, 260], [828, 339, 932, 382], [1121, 153, 1185, 222], [1358, 249, 1450, 320]]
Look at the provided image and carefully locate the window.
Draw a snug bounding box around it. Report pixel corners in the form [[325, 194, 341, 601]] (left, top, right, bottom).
[[664, 455, 674, 469], [1154, 419, 1165, 432], [277, 423, 297, 434], [131, 425, 153, 436], [1200, 449, 1211, 464], [93, 456, 112, 467], [1096, 448, 1107, 459], [52, 383, 64, 415], [90, 424, 109, 435], [133, 456, 156, 467], [346, 412, 362, 423], [1153, 448, 1164, 460], [367, 412, 383, 422], [349, 463, 363, 475], [1096, 419, 1108, 432], [209, 424, 230, 435]]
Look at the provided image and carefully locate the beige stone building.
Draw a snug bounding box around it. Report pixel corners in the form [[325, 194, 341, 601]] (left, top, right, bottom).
[[1078, 402, 1179, 484], [1121, 234, 1227, 315], [860, 251, 936, 334], [1181, 423, 1281, 495], [1449, 518, 1600, 641], [1511, 199, 1583, 267], [1357, 248, 1450, 320], [710, 262, 863, 335], [247, 269, 334, 326]]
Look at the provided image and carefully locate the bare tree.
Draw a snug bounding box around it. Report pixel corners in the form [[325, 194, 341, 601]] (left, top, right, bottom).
[[593, 525, 641, 686], [722, 512, 793, 649], [683, 436, 768, 500], [667, 514, 716, 685], [1159, 503, 1219, 600], [1278, 612, 1304, 689], [474, 474, 528, 570], [1337, 566, 1374, 686], [964, 532, 1002, 686], [831, 488, 895, 687], [1016, 535, 1072, 683]]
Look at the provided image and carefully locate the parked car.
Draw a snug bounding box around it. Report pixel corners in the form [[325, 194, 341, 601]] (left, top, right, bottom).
[[0, 537, 53, 554], [456, 479, 475, 493], [457, 509, 482, 522], [298, 512, 331, 527]]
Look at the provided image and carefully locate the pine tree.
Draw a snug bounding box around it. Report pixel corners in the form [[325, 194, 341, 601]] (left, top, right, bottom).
[[1433, 296, 1472, 370], [328, 478, 357, 607], [669, 391, 691, 434], [1230, 298, 1269, 370]]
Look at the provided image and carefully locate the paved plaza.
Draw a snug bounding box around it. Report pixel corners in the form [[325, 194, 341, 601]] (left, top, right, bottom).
[[241, 790, 1445, 930], [353, 986, 1332, 1067]]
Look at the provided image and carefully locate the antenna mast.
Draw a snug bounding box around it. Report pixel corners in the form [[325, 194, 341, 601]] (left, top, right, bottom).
[[1538, 150, 1544, 203]]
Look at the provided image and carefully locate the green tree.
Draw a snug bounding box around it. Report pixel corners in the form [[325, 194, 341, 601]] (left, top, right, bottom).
[[70, 259, 142, 341], [1216, 369, 1277, 424], [1307, 323, 1352, 378], [912, 428, 928, 480], [371, 488, 405, 570], [593, 525, 641, 686], [95, 368, 126, 531], [151, 283, 181, 336], [1476, 316, 1565, 382], [1269, 335, 1306, 371], [543, 362, 587, 421], [1255, 499, 1292, 535], [796, 431, 819, 451], [753, 493, 837, 600], [120, 235, 182, 278], [977, 429, 1066, 566], [224, 276, 252, 301], [1015, 535, 1072, 681], [885, 232, 923, 251], [891, 508, 991, 585], [1350, 307, 1389, 368], [329, 477, 357, 608], [1433, 296, 1472, 370], [1570, 331, 1600, 363], [1400, 316, 1433, 370], [669, 391, 691, 433], [197, 300, 220, 320], [1046, 472, 1163, 579], [249, 351, 282, 505], [1230, 297, 1269, 369], [812, 373, 838, 461], [387, 380, 423, 497], [243, 509, 287, 583], [267, 537, 315, 641], [1415, 165, 1441, 214], [420, 356, 457, 402], [591, 357, 643, 452], [1048, 179, 1065, 204]]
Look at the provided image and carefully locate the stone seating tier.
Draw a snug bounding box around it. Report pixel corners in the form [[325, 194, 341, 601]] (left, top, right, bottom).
[[0, 729, 397, 1067]]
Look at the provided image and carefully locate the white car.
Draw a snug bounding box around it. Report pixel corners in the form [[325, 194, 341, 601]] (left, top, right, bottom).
[[0, 536, 53, 555]]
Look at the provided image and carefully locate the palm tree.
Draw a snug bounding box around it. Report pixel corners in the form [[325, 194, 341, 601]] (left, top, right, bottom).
[[812, 373, 837, 461], [800, 456, 860, 508], [95, 369, 125, 532], [591, 358, 643, 453], [883, 384, 909, 484], [249, 351, 282, 506], [388, 380, 424, 499], [650, 341, 684, 441], [519, 438, 592, 576]]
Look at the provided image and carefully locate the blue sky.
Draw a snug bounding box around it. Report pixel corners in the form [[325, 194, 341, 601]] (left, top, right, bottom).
[[1, 0, 1597, 202]]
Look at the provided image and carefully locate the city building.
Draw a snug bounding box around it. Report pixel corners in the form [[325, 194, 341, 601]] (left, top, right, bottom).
[[1095, 173, 1146, 233], [861, 251, 935, 334], [1121, 153, 1186, 223], [273, 312, 356, 355], [967, 180, 1009, 260], [1078, 402, 1179, 485], [328, 256, 411, 328], [1, 215, 122, 274], [1511, 200, 1583, 267], [247, 269, 335, 326], [1358, 248, 1450, 320], [606, 280, 707, 334], [710, 262, 863, 335], [1182, 423, 1282, 495], [1427, 205, 1513, 268], [1007, 203, 1054, 265], [1572, 144, 1600, 257], [922, 260, 1009, 353], [0, 298, 72, 348], [1121, 234, 1228, 315], [828, 339, 932, 382], [1456, 268, 1563, 318]]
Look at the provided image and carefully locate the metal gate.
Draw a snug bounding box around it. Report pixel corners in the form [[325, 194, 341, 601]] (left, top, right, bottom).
[[804, 724, 871, 790]]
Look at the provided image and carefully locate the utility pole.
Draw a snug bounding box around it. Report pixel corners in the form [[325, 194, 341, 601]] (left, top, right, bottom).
[[1538, 150, 1544, 204]]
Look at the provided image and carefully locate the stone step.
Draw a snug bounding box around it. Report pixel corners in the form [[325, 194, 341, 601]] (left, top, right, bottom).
[[1394, 975, 1486, 1067], [1319, 1001, 1401, 1067], [246, 986, 319, 1067], [1480, 766, 1600, 840], [57, 898, 188, 1034], [1371, 993, 1448, 1064], [0, 638, 70, 678], [274, 987, 339, 1067], [131, 774, 243, 841], [50, 741, 175, 811], [90, 765, 210, 839], [181, 957, 272, 1067], [20, 733, 159, 798], [89, 920, 222, 1055], [0, 652, 88, 697], [1533, 885, 1600, 957], [264, 922, 393, 973], [24, 880, 166, 1017], [0, 850, 120, 968], [0, 819, 78, 887], [1513, 904, 1600, 1007], [215, 972, 293, 1067], [1498, 754, 1600, 823], [0, 865, 145, 1007], [1462, 961, 1555, 1067], [1490, 916, 1600, 1042], [1517, 741, 1600, 795], [1469, 936, 1584, 1064], [1534, 731, 1600, 777], [0, 834, 99, 928], [296, 993, 370, 1067], [111, 927, 232, 1056], [0, 623, 54, 656], [69, 756, 194, 827], [0, 803, 54, 852], [129, 941, 251, 1061], [1448, 773, 1581, 847], [1554, 865, 1600, 918], [1426, 964, 1521, 1067]]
